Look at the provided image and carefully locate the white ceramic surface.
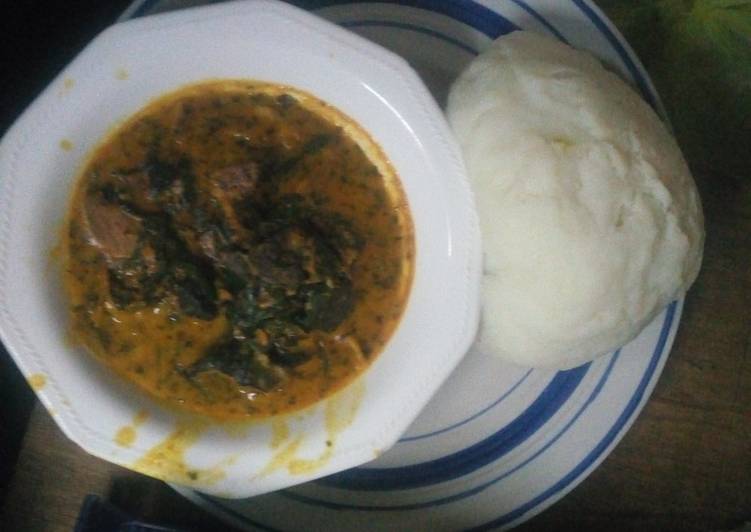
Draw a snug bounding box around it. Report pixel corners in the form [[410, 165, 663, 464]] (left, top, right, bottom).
[[0, 0, 480, 499], [114, 1, 685, 530]]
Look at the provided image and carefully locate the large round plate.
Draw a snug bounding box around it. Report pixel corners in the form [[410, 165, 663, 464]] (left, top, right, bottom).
[[121, 0, 680, 529]]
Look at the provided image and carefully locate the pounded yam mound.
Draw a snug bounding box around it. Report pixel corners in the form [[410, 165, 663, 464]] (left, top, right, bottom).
[[447, 31, 704, 369]]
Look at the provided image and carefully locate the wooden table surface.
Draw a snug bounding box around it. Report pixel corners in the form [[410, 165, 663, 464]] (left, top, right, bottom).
[[1, 1, 749, 531]]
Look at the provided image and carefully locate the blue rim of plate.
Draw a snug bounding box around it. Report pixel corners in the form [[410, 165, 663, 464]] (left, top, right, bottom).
[[316, 364, 589, 490], [126, 0, 675, 528]]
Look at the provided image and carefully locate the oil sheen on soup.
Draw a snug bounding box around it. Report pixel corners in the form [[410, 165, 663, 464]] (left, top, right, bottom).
[[63, 80, 414, 420]]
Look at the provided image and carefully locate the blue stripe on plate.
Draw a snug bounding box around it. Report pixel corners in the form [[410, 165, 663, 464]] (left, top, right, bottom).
[[570, 0, 658, 111], [291, 0, 517, 37], [215, 299, 673, 513], [341, 20, 479, 55], [508, 0, 568, 42], [316, 364, 588, 490], [398, 368, 533, 443], [278, 350, 619, 510], [136, 0, 519, 38], [470, 302, 676, 530]]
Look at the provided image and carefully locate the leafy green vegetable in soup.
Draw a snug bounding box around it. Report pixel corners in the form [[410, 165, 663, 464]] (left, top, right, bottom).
[[63, 80, 414, 420]]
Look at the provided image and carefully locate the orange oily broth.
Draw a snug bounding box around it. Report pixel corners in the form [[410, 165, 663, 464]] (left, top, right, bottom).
[[63, 80, 414, 420]]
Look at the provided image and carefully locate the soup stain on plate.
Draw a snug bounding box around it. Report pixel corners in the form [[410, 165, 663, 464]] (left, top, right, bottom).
[[131, 418, 225, 487], [260, 379, 365, 476], [28, 373, 47, 391], [57, 77, 75, 97], [261, 434, 304, 476], [114, 409, 150, 448], [271, 418, 290, 449]]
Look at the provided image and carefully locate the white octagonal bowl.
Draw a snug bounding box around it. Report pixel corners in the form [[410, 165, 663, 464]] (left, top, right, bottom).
[[0, 0, 480, 498]]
